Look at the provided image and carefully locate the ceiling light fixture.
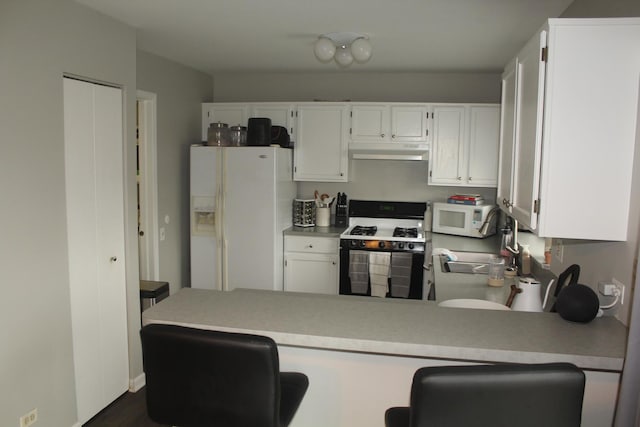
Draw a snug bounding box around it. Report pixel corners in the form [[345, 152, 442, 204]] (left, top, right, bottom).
[[314, 32, 372, 67]]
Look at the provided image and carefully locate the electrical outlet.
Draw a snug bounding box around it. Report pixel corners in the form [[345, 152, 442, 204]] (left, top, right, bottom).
[[612, 278, 625, 305], [552, 239, 564, 263], [598, 282, 617, 296], [19, 408, 37, 427]]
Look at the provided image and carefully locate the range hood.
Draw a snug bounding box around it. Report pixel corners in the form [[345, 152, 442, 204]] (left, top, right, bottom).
[[349, 142, 429, 161]]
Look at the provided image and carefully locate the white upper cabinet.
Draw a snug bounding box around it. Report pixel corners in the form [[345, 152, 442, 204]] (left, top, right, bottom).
[[497, 58, 518, 215], [498, 18, 640, 240], [201, 103, 249, 140], [429, 105, 466, 185], [429, 104, 499, 187], [351, 103, 430, 143], [250, 103, 295, 137], [294, 103, 349, 182], [391, 105, 430, 142], [467, 106, 500, 186]]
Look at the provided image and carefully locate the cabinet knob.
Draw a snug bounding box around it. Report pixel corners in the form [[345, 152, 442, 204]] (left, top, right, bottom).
[[391, 134, 396, 139], [457, 176, 462, 180], [380, 133, 385, 138], [332, 261, 336, 265], [110, 256, 118, 262], [468, 177, 472, 181], [307, 244, 313, 248]]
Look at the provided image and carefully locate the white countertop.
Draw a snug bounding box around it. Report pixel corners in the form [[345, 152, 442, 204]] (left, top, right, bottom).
[[143, 288, 626, 371]]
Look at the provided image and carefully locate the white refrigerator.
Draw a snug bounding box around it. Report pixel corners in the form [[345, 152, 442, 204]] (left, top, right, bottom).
[[190, 145, 296, 291]]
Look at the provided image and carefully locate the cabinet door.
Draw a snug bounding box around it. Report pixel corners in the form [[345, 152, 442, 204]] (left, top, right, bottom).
[[294, 104, 349, 182], [497, 59, 518, 212], [467, 105, 500, 187], [202, 103, 249, 140], [351, 104, 389, 141], [511, 30, 547, 229], [284, 252, 339, 295], [251, 103, 295, 136], [429, 106, 466, 185], [391, 105, 429, 142]]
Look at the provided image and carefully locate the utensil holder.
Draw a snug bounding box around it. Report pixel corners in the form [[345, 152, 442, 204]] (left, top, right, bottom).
[[316, 207, 330, 227]]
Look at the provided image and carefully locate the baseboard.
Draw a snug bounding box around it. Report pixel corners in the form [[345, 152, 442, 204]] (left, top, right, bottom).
[[129, 373, 146, 392]]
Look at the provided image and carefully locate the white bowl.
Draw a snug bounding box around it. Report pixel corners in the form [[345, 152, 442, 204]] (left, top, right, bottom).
[[438, 299, 511, 311]]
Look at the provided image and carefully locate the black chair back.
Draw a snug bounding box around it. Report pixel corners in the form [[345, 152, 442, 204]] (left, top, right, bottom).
[[387, 363, 585, 427], [141, 324, 307, 427]]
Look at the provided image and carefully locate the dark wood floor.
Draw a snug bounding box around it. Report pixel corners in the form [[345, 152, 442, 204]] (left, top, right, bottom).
[[83, 388, 168, 427]]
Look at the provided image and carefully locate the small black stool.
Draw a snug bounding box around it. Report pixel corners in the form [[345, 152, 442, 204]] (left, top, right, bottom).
[[140, 280, 169, 312]]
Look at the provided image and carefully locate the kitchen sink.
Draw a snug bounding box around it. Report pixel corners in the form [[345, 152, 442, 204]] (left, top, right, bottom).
[[438, 251, 498, 274]]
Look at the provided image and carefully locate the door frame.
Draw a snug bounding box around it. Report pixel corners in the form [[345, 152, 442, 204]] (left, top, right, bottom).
[[136, 90, 159, 280]]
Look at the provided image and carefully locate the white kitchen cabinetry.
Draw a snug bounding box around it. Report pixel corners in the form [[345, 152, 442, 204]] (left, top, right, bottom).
[[429, 104, 500, 187], [294, 103, 349, 182], [284, 235, 339, 294], [202, 103, 249, 140], [251, 103, 295, 137], [498, 18, 640, 240], [497, 57, 517, 214], [351, 103, 430, 143]]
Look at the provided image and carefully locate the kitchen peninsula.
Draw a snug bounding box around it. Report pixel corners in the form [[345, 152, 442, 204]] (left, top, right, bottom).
[[142, 288, 626, 427]]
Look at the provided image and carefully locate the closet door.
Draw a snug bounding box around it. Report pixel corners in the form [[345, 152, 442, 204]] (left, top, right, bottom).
[[63, 77, 129, 424]]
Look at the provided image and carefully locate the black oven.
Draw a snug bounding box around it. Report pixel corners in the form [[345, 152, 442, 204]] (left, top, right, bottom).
[[339, 240, 426, 300]]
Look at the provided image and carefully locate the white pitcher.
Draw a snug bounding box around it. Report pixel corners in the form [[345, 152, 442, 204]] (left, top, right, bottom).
[[512, 277, 554, 312]]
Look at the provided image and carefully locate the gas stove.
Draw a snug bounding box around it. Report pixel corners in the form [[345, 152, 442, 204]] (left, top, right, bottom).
[[339, 200, 432, 300], [340, 200, 428, 253]]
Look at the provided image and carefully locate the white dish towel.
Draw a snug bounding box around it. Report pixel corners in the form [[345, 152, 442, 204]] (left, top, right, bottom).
[[369, 252, 390, 298]]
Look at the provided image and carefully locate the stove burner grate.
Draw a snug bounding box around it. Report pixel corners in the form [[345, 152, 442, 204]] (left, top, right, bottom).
[[393, 227, 418, 238], [350, 225, 378, 236]]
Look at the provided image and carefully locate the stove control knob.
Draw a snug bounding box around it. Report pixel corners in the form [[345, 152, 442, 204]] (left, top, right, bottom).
[[398, 242, 405, 249], [378, 241, 385, 248], [358, 241, 366, 248], [408, 243, 415, 250], [350, 241, 357, 248]]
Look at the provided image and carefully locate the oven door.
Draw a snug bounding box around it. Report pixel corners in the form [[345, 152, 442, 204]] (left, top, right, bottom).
[[339, 240, 425, 300]]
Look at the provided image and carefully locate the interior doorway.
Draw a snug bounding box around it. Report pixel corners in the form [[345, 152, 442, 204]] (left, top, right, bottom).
[[136, 90, 159, 280]]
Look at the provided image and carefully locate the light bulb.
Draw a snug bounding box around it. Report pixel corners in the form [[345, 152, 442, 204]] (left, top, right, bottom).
[[314, 37, 336, 62], [334, 45, 354, 67], [351, 38, 372, 63]]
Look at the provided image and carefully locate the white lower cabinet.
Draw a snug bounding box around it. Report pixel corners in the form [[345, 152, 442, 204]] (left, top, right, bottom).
[[284, 235, 339, 294]]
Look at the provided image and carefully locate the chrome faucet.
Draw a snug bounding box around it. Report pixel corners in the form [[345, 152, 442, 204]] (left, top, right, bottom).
[[479, 206, 499, 236]]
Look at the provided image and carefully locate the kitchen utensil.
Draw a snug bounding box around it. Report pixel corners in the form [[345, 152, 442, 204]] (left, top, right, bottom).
[[550, 264, 581, 312], [316, 207, 330, 227], [229, 125, 247, 146], [207, 122, 231, 146], [555, 283, 600, 323], [293, 199, 316, 227], [247, 118, 272, 146], [511, 277, 543, 312], [487, 255, 505, 287], [548, 264, 598, 322]]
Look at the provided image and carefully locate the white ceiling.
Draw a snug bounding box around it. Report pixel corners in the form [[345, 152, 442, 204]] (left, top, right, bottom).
[[76, 0, 574, 74]]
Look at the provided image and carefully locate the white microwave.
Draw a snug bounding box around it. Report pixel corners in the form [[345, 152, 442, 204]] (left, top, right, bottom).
[[432, 202, 496, 238]]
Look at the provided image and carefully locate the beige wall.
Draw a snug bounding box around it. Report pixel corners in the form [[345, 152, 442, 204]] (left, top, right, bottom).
[[136, 51, 213, 295], [0, 0, 137, 425], [213, 71, 501, 103]]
